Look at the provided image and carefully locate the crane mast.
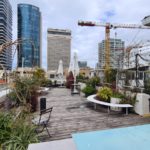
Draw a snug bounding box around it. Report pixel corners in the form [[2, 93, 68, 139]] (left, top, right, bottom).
[[105, 25, 110, 71]]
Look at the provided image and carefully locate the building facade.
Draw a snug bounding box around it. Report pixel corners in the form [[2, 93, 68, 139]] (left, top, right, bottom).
[[18, 4, 41, 68], [0, 0, 12, 70], [98, 38, 124, 69], [47, 28, 71, 71], [78, 61, 87, 68], [124, 42, 150, 70]]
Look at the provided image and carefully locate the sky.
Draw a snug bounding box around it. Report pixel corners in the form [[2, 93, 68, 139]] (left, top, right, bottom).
[[9, 0, 150, 69]]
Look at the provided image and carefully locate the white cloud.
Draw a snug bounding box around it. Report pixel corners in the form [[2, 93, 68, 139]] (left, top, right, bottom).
[[10, 0, 150, 69]]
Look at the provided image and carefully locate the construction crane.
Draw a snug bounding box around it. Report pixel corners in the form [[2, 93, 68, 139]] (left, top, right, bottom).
[[78, 20, 150, 82]]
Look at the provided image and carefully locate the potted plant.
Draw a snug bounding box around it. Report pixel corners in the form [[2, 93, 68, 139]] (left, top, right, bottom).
[[8, 75, 40, 112], [86, 76, 100, 88], [97, 86, 112, 102], [0, 112, 38, 149], [82, 85, 96, 97]]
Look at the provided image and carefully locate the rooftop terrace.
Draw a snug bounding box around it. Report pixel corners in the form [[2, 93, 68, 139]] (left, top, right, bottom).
[[39, 88, 150, 141]]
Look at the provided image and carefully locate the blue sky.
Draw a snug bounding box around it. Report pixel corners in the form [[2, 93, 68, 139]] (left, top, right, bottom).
[[10, 0, 150, 70]]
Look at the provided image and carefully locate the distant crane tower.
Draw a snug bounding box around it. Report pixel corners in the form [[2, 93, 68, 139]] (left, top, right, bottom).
[[78, 20, 150, 73]]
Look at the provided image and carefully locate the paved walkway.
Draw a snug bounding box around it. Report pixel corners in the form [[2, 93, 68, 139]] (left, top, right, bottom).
[[40, 88, 150, 141]]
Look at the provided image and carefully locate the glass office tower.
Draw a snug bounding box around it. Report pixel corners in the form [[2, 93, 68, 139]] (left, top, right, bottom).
[[0, 0, 12, 70], [18, 4, 41, 68]]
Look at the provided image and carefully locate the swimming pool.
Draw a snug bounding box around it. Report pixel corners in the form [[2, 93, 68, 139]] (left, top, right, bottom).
[[72, 124, 150, 150]]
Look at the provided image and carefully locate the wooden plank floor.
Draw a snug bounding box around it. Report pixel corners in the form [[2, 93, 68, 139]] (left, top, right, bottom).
[[39, 88, 150, 141]]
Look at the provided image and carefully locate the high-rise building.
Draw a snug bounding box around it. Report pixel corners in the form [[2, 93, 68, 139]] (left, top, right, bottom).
[[98, 38, 124, 69], [0, 0, 12, 70], [47, 28, 71, 71], [78, 61, 87, 68], [18, 4, 41, 68]]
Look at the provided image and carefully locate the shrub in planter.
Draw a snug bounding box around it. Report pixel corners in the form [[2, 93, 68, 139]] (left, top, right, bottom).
[[97, 86, 112, 102], [76, 73, 88, 83], [86, 76, 100, 87], [9, 76, 40, 112], [0, 113, 13, 147], [3, 124, 38, 150], [41, 79, 52, 87], [111, 91, 125, 99], [0, 112, 38, 150], [119, 95, 136, 106], [82, 85, 96, 97]]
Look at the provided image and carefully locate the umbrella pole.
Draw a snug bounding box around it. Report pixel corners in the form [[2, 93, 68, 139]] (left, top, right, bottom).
[[73, 75, 76, 92]]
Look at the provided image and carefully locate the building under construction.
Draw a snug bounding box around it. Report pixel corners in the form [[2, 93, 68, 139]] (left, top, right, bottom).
[[98, 38, 124, 69]]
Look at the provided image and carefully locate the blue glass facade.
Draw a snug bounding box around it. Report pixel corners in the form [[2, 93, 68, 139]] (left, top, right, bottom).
[[18, 4, 41, 68]]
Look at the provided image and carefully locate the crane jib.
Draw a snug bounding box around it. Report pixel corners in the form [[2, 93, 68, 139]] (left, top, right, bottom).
[[78, 20, 150, 29]]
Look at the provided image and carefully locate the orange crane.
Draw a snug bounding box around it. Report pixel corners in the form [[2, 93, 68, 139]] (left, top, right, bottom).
[[78, 20, 150, 73]]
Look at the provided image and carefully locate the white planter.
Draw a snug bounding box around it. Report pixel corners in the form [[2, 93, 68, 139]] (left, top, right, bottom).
[[79, 82, 86, 90], [110, 97, 121, 111], [134, 93, 150, 115]]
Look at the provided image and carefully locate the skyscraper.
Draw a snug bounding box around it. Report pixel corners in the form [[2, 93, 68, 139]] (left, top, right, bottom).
[[98, 38, 124, 69], [78, 61, 87, 68], [18, 4, 41, 68], [47, 28, 71, 71], [0, 0, 12, 70]]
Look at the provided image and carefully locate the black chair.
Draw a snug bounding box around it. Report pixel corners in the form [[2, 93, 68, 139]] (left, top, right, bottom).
[[32, 107, 53, 137]]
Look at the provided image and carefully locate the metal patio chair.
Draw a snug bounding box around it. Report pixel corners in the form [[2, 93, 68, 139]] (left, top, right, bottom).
[[32, 107, 53, 137]]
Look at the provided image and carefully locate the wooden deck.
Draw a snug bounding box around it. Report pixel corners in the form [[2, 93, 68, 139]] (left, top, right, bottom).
[[39, 88, 150, 141]]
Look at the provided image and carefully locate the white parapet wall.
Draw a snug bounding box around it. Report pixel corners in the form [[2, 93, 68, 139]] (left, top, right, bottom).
[[134, 93, 150, 115]]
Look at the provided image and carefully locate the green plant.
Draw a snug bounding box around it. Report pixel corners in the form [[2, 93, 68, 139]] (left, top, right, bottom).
[[86, 76, 100, 87], [3, 124, 38, 150], [82, 85, 96, 97], [7, 91, 19, 106], [0, 112, 38, 150], [97, 87, 112, 102], [8, 76, 40, 112], [33, 68, 46, 81], [41, 79, 52, 87], [104, 69, 117, 84], [111, 91, 125, 99], [119, 95, 136, 106], [76, 73, 89, 83], [0, 113, 13, 147]]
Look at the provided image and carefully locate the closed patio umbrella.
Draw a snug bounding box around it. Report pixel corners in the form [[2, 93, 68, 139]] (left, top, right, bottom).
[[57, 60, 64, 85], [69, 52, 80, 93]]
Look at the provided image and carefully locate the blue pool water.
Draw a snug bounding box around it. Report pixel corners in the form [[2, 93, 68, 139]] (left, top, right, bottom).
[[72, 124, 150, 150]]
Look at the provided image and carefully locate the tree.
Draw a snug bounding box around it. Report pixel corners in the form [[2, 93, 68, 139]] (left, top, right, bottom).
[[33, 68, 45, 81]]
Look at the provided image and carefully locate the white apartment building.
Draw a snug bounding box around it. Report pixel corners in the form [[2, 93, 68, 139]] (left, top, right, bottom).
[[124, 42, 150, 70]]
